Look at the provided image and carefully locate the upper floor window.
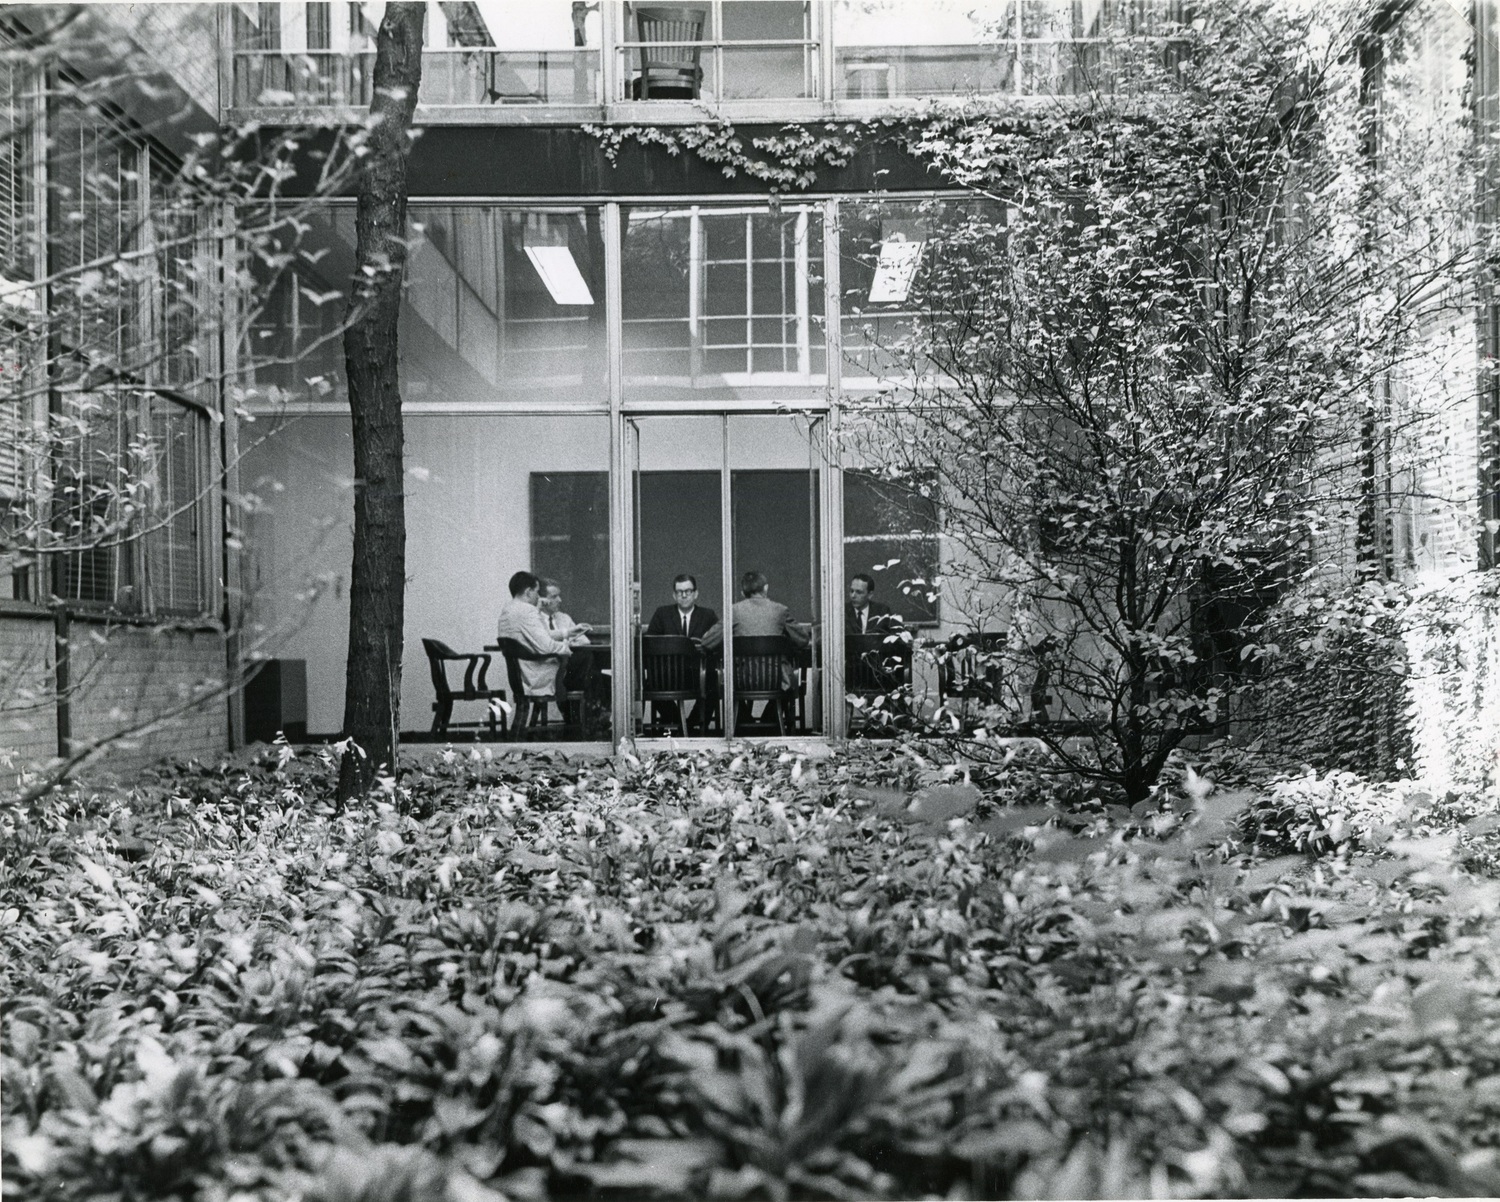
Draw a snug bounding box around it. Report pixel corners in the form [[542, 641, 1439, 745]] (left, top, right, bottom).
[[232, 1, 604, 107], [227, 0, 1191, 110], [832, 0, 1014, 99]]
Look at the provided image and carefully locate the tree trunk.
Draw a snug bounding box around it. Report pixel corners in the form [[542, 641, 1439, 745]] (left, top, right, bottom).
[[336, 3, 424, 804]]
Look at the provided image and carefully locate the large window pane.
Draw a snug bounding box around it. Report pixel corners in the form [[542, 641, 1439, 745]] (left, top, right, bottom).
[[243, 204, 610, 408], [622, 203, 825, 405], [143, 400, 209, 615], [405, 205, 607, 407], [239, 206, 348, 400], [843, 470, 939, 626], [839, 195, 1004, 387], [726, 415, 822, 737], [631, 417, 724, 738], [52, 388, 136, 609], [833, 0, 1014, 98]]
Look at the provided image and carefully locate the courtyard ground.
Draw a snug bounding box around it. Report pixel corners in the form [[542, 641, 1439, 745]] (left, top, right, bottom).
[[4, 741, 1500, 1200]]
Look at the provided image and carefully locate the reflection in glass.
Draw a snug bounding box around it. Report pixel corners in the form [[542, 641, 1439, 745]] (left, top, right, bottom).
[[839, 196, 1004, 385], [843, 470, 940, 626], [404, 206, 607, 406], [622, 204, 825, 403], [833, 0, 1014, 98]]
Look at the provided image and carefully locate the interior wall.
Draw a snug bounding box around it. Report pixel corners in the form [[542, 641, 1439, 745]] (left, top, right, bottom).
[[240, 413, 356, 737], [244, 412, 611, 736]]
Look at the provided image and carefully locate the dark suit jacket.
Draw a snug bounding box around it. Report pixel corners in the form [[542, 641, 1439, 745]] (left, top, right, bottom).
[[846, 600, 898, 635], [646, 604, 718, 640]]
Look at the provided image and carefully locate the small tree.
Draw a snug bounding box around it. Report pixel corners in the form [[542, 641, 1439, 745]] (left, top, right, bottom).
[[844, 3, 1469, 801], [336, 3, 424, 803]]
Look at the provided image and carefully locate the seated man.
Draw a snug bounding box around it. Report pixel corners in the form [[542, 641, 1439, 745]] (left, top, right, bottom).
[[846, 571, 907, 702], [537, 577, 595, 702], [495, 570, 572, 700], [846, 572, 900, 635], [644, 573, 719, 734], [702, 571, 811, 729], [646, 573, 718, 641]]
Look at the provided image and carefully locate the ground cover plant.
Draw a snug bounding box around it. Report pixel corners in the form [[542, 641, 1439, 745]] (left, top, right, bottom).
[[5, 743, 1500, 1200]]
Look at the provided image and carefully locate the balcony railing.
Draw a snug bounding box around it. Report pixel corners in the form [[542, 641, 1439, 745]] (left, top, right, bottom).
[[227, 17, 1189, 113], [231, 47, 602, 109]]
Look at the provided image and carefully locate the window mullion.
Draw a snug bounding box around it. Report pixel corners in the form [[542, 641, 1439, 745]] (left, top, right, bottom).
[[743, 212, 752, 376]]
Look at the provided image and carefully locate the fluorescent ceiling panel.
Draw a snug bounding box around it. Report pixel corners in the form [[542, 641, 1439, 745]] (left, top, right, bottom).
[[525, 245, 595, 305], [868, 237, 924, 304]]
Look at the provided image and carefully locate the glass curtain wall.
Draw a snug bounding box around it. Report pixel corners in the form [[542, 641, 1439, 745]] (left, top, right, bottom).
[[242, 195, 1036, 742], [406, 205, 608, 407], [628, 413, 823, 739], [406, 413, 613, 743]]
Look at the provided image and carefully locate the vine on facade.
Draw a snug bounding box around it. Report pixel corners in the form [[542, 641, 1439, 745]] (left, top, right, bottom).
[[582, 118, 868, 192]]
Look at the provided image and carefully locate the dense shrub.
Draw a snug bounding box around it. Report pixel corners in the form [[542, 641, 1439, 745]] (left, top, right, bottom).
[[4, 744, 1500, 1199], [1247, 580, 1414, 781]]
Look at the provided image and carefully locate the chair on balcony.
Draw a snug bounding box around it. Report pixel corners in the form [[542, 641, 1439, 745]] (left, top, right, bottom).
[[846, 630, 913, 722], [641, 634, 712, 736], [495, 638, 592, 739], [632, 6, 705, 99], [731, 634, 800, 736], [422, 639, 506, 737]]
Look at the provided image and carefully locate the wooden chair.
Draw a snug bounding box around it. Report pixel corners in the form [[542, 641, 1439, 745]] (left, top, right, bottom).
[[731, 634, 799, 736], [554, 647, 598, 738], [641, 634, 711, 736], [422, 638, 506, 737], [846, 630, 913, 720], [937, 632, 1007, 717], [495, 637, 568, 739], [632, 6, 705, 98]]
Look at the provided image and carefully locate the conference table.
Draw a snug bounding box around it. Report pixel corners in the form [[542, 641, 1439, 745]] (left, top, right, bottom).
[[484, 623, 827, 733]]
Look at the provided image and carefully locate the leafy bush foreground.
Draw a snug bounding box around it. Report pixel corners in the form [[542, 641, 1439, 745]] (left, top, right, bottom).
[[5, 744, 1500, 1201]]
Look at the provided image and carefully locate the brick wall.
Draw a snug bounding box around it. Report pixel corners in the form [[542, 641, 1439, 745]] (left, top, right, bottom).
[[0, 615, 228, 774], [0, 615, 58, 767]]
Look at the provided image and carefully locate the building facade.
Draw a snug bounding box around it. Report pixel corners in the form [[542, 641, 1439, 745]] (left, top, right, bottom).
[[0, 6, 229, 771], [1, 0, 1496, 767]]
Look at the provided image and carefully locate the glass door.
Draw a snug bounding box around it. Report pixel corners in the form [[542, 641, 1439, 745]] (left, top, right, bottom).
[[726, 413, 823, 737], [628, 416, 727, 739], [625, 411, 826, 741]]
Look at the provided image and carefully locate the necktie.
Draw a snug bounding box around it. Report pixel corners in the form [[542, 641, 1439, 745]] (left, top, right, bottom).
[[548, 614, 555, 631], [859, 609, 867, 633], [682, 611, 689, 637]]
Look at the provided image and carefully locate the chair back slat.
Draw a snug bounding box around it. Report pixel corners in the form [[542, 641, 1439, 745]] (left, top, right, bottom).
[[641, 635, 702, 701], [494, 638, 530, 702], [422, 638, 454, 700], [635, 6, 705, 96], [732, 634, 793, 699]]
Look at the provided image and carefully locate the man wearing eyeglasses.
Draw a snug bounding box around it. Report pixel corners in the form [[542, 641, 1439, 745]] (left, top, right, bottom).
[[645, 573, 719, 734], [645, 573, 719, 642]]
